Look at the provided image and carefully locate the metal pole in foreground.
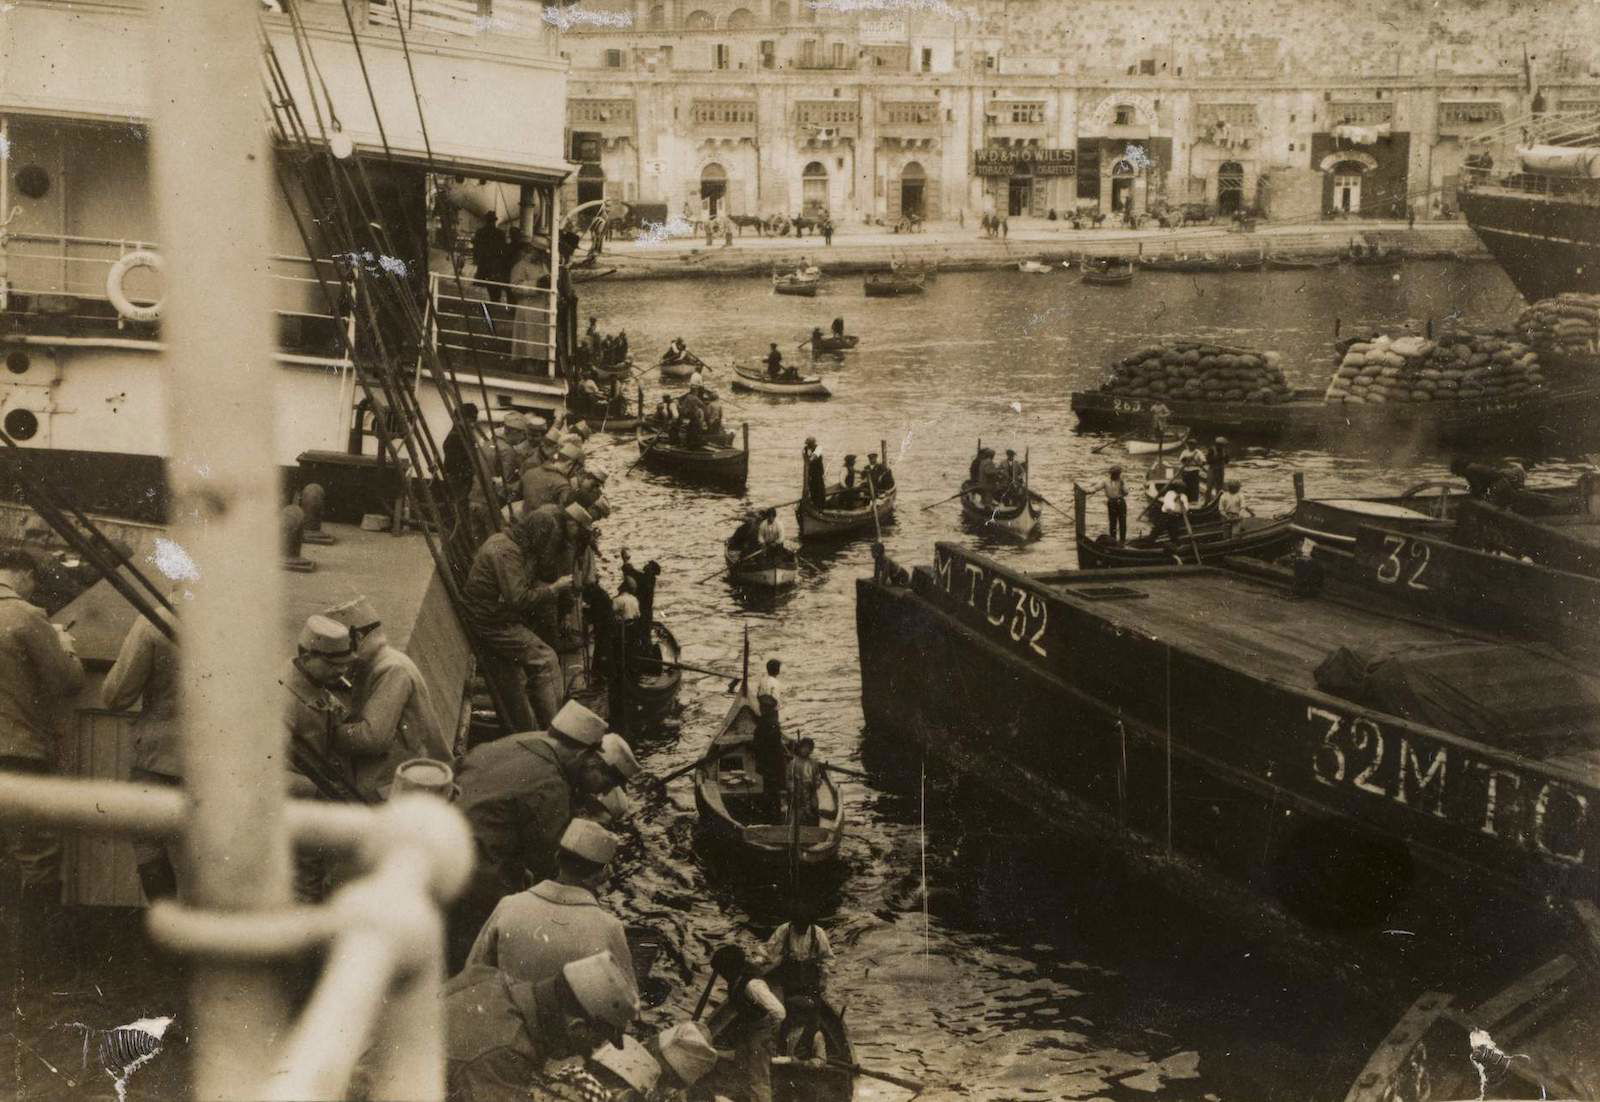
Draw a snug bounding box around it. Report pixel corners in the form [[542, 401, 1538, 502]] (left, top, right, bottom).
[[150, 2, 292, 1094]]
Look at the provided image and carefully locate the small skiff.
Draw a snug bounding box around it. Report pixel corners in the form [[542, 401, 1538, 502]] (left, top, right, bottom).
[[730, 366, 832, 398]]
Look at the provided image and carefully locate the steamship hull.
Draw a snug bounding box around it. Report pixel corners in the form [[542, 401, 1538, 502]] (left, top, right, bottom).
[[1459, 187, 1600, 302]]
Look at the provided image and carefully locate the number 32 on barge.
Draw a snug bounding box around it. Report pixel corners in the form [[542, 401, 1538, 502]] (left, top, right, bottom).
[[855, 541, 1599, 930]]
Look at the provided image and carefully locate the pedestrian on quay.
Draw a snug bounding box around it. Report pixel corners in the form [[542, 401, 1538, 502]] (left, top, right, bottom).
[[0, 548, 84, 979], [102, 593, 182, 901], [1077, 465, 1129, 543], [466, 817, 637, 1001], [822, 216, 834, 246], [442, 950, 639, 1102], [1001, 214, 1009, 239], [701, 944, 787, 1102], [321, 595, 450, 803], [447, 700, 637, 971], [724, 218, 734, 248]]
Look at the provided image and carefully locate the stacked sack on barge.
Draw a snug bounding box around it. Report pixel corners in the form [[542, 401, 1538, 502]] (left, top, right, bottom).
[[1322, 331, 1545, 405], [1514, 293, 1600, 355], [1097, 341, 1292, 404]]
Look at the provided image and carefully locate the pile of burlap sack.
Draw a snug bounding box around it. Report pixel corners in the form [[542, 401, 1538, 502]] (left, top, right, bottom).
[[1514, 293, 1600, 355], [1323, 330, 1544, 405], [1098, 341, 1292, 404]]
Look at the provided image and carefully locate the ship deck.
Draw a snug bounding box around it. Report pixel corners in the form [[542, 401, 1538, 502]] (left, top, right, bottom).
[[1033, 565, 1600, 774]]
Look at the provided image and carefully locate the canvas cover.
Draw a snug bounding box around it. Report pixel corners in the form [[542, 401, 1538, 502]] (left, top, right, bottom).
[[1314, 640, 1600, 754]]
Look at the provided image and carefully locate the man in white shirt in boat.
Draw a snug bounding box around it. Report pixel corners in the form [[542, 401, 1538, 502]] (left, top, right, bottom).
[[663, 336, 688, 364], [1218, 479, 1254, 539], [757, 508, 786, 548], [688, 365, 704, 390], [765, 905, 834, 1059], [754, 657, 787, 819], [1077, 464, 1130, 543], [1159, 478, 1191, 547], [703, 944, 787, 1102]]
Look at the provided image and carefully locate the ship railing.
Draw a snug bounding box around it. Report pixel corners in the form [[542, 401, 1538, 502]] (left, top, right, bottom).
[[1461, 167, 1600, 204], [0, 233, 352, 357], [428, 268, 559, 378], [1465, 106, 1600, 151], [0, 772, 472, 1100]]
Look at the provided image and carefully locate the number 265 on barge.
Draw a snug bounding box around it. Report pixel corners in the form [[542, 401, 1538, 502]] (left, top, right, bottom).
[[855, 542, 1599, 934]]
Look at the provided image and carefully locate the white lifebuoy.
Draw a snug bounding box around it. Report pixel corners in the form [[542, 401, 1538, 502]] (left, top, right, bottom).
[[106, 250, 165, 323]]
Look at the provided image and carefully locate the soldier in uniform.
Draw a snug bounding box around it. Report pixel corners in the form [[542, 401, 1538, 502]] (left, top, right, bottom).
[[466, 818, 637, 1001]]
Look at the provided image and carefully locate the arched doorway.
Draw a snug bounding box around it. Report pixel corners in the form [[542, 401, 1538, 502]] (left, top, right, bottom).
[[1217, 161, 1245, 214], [1111, 159, 1137, 213], [900, 162, 926, 220], [802, 161, 829, 218], [577, 162, 605, 208], [700, 163, 727, 217], [1332, 161, 1365, 213], [726, 7, 754, 28]]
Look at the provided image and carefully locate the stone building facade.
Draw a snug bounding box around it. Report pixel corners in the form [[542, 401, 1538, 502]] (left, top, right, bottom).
[[558, 0, 1600, 224]]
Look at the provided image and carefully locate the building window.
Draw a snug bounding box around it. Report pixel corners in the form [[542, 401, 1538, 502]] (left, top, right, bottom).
[[685, 9, 713, 29], [832, 42, 846, 67], [983, 53, 995, 69], [1113, 104, 1136, 126], [771, 0, 788, 22], [921, 47, 933, 72], [692, 100, 757, 125], [1139, 58, 1156, 75], [646, 4, 665, 28], [760, 40, 775, 68], [715, 43, 730, 69], [799, 39, 816, 66], [604, 49, 624, 68], [1008, 102, 1045, 124], [726, 7, 754, 29]]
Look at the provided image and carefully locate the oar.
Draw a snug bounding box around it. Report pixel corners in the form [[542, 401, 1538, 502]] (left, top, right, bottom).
[[824, 1058, 927, 1093], [690, 970, 719, 1022], [625, 431, 663, 476], [631, 655, 741, 682], [920, 490, 965, 512], [1180, 506, 1205, 565], [1027, 490, 1075, 522], [1091, 434, 1126, 454], [822, 762, 870, 781], [653, 743, 737, 788]]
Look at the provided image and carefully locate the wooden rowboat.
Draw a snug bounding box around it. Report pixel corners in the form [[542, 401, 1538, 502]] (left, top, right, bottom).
[[1073, 487, 1294, 567], [634, 422, 749, 491], [809, 333, 859, 353], [1267, 253, 1340, 270], [658, 350, 705, 380], [864, 272, 925, 297], [959, 480, 1041, 541], [795, 482, 896, 542], [1120, 425, 1191, 455], [1018, 260, 1053, 274], [724, 541, 798, 588], [1081, 257, 1135, 285], [730, 366, 832, 398], [692, 690, 845, 867], [623, 621, 682, 733], [708, 1000, 856, 1102], [773, 277, 820, 297]]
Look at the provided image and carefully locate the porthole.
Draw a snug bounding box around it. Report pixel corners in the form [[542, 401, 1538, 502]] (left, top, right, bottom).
[[14, 165, 50, 200], [3, 409, 39, 441], [5, 351, 29, 375]]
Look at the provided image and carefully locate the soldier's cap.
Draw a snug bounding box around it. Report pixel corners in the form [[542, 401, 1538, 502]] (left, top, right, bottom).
[[590, 1035, 661, 1093], [551, 700, 608, 747], [502, 411, 532, 434], [559, 442, 586, 464], [564, 503, 594, 530], [569, 423, 593, 440], [560, 817, 621, 865], [298, 615, 357, 663], [587, 467, 610, 485], [562, 951, 638, 1046], [379, 758, 458, 802], [867, 452, 878, 460], [524, 417, 548, 437], [322, 596, 381, 634], [656, 1022, 732, 1085], [598, 732, 641, 782]]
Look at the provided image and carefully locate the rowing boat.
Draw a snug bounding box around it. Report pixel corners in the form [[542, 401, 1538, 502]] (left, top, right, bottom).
[[774, 277, 820, 297], [1120, 425, 1191, 455], [1267, 253, 1340, 270], [809, 334, 859, 353], [1073, 486, 1295, 567], [795, 482, 896, 541], [1081, 257, 1135, 285], [568, 387, 643, 433], [1018, 259, 1053, 273], [707, 1000, 856, 1102], [723, 540, 799, 588], [863, 271, 925, 297], [624, 621, 682, 733], [658, 350, 705, 380], [958, 480, 1041, 541], [730, 366, 832, 398], [692, 689, 846, 866], [634, 422, 749, 491]]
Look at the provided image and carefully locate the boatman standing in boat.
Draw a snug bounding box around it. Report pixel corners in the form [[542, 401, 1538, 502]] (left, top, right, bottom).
[[765, 904, 834, 1058], [1218, 479, 1254, 539], [465, 818, 638, 1003], [1158, 478, 1191, 547], [861, 451, 893, 495], [831, 317, 845, 339], [1076, 465, 1130, 543], [1206, 436, 1231, 497], [803, 437, 827, 507], [765, 343, 786, 380], [1178, 437, 1206, 502], [755, 657, 788, 819]]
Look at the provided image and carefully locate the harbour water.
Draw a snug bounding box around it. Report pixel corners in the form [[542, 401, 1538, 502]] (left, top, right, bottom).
[[572, 260, 1591, 1100]]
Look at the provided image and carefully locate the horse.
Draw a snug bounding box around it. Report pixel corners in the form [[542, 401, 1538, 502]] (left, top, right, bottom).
[[730, 213, 766, 237]]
